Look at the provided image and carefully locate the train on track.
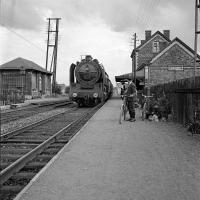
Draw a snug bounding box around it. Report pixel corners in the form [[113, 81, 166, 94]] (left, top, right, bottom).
[[69, 55, 113, 106]]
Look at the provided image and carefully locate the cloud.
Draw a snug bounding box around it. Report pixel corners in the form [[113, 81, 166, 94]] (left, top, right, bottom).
[[0, 0, 161, 32], [0, 0, 195, 35], [0, 0, 45, 30], [0, 0, 198, 86], [56, 19, 131, 85]]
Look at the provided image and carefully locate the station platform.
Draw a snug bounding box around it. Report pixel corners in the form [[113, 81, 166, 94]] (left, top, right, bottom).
[[15, 98, 200, 200]]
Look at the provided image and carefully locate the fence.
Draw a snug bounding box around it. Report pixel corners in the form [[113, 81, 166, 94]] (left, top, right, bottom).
[[0, 89, 25, 105], [0, 71, 25, 106], [150, 76, 200, 126]]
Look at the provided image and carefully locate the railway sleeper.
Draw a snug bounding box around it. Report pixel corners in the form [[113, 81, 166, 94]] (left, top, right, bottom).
[[20, 132, 56, 136], [3, 175, 31, 185], [11, 171, 36, 180], [2, 139, 45, 143], [23, 130, 51, 134], [32, 154, 53, 162], [42, 147, 62, 155], [1, 155, 21, 162], [0, 185, 24, 194], [11, 135, 51, 140], [0, 148, 31, 155], [0, 143, 38, 148], [19, 161, 47, 170]]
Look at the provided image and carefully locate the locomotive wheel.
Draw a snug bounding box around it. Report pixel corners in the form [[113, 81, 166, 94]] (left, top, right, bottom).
[[77, 101, 83, 107]]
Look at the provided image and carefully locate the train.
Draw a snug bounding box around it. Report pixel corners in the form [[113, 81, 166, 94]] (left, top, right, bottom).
[[69, 55, 113, 106]]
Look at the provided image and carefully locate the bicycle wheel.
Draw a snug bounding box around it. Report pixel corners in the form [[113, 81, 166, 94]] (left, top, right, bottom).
[[142, 110, 146, 121], [142, 103, 147, 120], [124, 105, 127, 120], [119, 105, 124, 124]]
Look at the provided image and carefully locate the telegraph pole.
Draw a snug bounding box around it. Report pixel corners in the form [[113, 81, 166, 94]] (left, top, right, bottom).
[[45, 18, 61, 94], [194, 0, 200, 84], [131, 33, 138, 86]]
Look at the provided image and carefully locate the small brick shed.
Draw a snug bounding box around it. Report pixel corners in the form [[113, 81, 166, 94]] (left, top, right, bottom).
[[0, 57, 52, 104]]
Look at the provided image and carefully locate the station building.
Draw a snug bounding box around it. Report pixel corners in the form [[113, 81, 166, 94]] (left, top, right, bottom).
[[116, 30, 200, 89], [0, 57, 52, 105]]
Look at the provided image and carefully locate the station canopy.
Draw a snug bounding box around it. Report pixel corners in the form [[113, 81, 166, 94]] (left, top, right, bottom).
[[115, 71, 144, 83]]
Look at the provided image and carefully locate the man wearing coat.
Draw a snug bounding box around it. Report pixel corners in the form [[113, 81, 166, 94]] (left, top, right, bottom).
[[125, 79, 137, 122]]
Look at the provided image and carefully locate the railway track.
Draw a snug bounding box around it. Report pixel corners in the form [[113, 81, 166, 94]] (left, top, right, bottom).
[[0, 103, 103, 200], [0, 100, 70, 125]]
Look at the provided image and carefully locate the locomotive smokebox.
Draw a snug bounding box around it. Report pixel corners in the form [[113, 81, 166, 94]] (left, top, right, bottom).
[[75, 58, 101, 87]]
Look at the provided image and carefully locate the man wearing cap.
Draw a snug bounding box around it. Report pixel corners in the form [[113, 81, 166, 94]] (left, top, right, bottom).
[[120, 79, 129, 97], [125, 79, 137, 122]]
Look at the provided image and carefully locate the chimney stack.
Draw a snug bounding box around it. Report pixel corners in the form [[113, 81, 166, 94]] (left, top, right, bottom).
[[145, 30, 151, 41], [163, 30, 170, 40], [141, 40, 145, 45]]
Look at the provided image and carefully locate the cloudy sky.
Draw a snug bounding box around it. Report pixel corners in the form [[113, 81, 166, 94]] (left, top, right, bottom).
[[0, 0, 199, 85]]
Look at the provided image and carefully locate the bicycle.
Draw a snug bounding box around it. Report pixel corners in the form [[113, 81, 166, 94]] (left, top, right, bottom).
[[187, 109, 200, 135], [119, 95, 128, 124], [141, 94, 153, 120]]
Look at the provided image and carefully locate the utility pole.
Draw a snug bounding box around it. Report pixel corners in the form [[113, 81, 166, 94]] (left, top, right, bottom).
[[194, 0, 200, 84], [45, 18, 61, 94], [131, 33, 138, 86]]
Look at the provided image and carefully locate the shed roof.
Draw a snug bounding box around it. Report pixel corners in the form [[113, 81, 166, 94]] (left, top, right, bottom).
[[0, 57, 52, 74]]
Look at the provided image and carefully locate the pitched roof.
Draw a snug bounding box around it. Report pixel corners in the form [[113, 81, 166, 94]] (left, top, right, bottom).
[[0, 57, 52, 74], [131, 31, 171, 58], [136, 63, 147, 71], [150, 37, 200, 64]]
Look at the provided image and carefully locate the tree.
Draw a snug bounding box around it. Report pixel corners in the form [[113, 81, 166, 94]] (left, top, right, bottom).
[[54, 84, 62, 94]]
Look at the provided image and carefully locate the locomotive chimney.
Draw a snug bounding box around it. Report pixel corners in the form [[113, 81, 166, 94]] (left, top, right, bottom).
[[86, 55, 92, 61]]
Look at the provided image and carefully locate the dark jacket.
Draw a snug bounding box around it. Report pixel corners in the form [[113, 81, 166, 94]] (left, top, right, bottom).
[[126, 82, 137, 102]]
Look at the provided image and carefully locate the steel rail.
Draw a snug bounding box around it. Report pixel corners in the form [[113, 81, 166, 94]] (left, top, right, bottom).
[[0, 103, 103, 185], [0, 107, 75, 141]]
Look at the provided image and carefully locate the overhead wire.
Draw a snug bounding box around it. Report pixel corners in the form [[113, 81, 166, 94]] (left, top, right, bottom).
[[134, 0, 162, 35], [142, 0, 156, 29], [0, 0, 45, 53], [145, 0, 161, 30], [1, 25, 45, 53], [0, 1, 66, 68]]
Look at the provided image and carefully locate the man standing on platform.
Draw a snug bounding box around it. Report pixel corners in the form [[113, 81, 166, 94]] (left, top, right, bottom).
[[126, 79, 137, 122]]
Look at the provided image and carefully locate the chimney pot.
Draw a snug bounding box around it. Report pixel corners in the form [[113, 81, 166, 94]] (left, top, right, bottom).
[[163, 30, 170, 40], [145, 30, 151, 41]]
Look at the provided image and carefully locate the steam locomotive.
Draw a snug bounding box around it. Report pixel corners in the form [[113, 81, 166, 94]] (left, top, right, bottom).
[[69, 55, 113, 106]]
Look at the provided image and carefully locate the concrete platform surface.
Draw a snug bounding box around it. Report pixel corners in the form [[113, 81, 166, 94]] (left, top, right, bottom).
[[15, 99, 200, 200]]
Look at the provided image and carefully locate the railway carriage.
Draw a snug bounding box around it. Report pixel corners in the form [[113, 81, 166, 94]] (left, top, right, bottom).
[[69, 55, 113, 106]]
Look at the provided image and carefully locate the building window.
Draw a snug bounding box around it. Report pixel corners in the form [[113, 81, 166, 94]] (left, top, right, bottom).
[[152, 41, 160, 53]]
